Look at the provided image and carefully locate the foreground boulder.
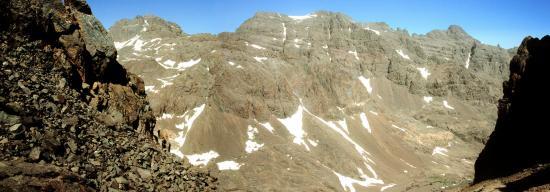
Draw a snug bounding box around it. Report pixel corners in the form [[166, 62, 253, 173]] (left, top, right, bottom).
[[0, 0, 216, 191], [472, 36, 550, 187]]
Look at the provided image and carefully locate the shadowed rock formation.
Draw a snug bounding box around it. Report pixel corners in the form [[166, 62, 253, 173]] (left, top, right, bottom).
[[474, 35, 550, 183], [0, 0, 216, 191]]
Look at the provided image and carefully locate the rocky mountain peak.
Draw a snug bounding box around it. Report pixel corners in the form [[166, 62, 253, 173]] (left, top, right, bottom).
[[423, 24, 473, 41], [448, 25, 468, 36], [109, 15, 185, 43]]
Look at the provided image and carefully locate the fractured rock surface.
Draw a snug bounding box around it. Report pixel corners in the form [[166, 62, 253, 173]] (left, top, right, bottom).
[[0, 0, 216, 191]]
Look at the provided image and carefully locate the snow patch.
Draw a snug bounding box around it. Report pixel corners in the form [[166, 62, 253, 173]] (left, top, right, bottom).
[[400, 159, 417, 168], [217, 161, 241, 171], [293, 38, 302, 48], [250, 44, 266, 50], [369, 111, 379, 116], [359, 113, 372, 133], [416, 67, 431, 79], [391, 124, 407, 132], [254, 57, 268, 63], [144, 86, 159, 94], [228, 61, 235, 66], [395, 49, 410, 60], [307, 139, 318, 147], [245, 140, 264, 153], [244, 125, 264, 153], [114, 35, 135, 50], [348, 50, 360, 60], [159, 113, 174, 120], [443, 100, 455, 110], [423, 96, 433, 103], [358, 76, 373, 94], [300, 101, 374, 166], [288, 14, 317, 21], [335, 120, 349, 134], [259, 122, 274, 133], [157, 74, 179, 88], [277, 105, 309, 151], [282, 23, 287, 42], [173, 104, 206, 148], [465, 52, 471, 69], [186, 151, 219, 166], [333, 170, 384, 192], [364, 27, 381, 35], [158, 58, 202, 71], [432, 147, 449, 156]]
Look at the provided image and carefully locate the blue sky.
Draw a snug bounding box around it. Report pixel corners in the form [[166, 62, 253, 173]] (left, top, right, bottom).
[[88, 0, 549, 48]]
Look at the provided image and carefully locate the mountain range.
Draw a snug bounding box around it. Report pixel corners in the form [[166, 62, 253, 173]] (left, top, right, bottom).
[[109, 12, 515, 191]]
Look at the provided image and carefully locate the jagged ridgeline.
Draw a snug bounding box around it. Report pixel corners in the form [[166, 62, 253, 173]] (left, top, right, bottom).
[[0, 0, 216, 191], [110, 11, 514, 191]]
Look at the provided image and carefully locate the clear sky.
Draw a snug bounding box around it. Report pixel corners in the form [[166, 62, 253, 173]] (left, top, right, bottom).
[[87, 0, 549, 48]]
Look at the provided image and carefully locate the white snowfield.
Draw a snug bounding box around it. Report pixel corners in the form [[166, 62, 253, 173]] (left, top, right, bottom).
[[185, 151, 220, 166], [359, 113, 372, 133], [114, 35, 144, 51], [282, 23, 287, 42], [391, 124, 407, 132], [443, 100, 455, 110], [307, 139, 319, 147], [358, 76, 373, 94], [333, 170, 384, 192], [259, 122, 275, 133], [277, 105, 309, 151], [364, 27, 381, 35], [158, 58, 202, 71], [348, 50, 360, 60], [254, 56, 268, 63], [416, 67, 431, 79], [144, 86, 159, 94], [395, 49, 410, 60], [432, 147, 449, 156], [158, 113, 174, 120], [250, 44, 265, 50], [245, 140, 264, 153], [217, 160, 242, 171], [172, 104, 206, 149], [465, 52, 471, 69], [299, 99, 376, 165], [423, 96, 433, 103], [245, 126, 264, 153], [288, 14, 317, 21], [156, 74, 180, 88]]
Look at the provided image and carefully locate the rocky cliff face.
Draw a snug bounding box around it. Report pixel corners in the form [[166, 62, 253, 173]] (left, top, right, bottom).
[[474, 36, 550, 184], [110, 12, 514, 191], [0, 0, 215, 191]]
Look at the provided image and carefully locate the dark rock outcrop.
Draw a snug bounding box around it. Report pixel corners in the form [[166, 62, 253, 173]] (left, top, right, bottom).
[[474, 35, 550, 183], [0, 0, 216, 191]]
